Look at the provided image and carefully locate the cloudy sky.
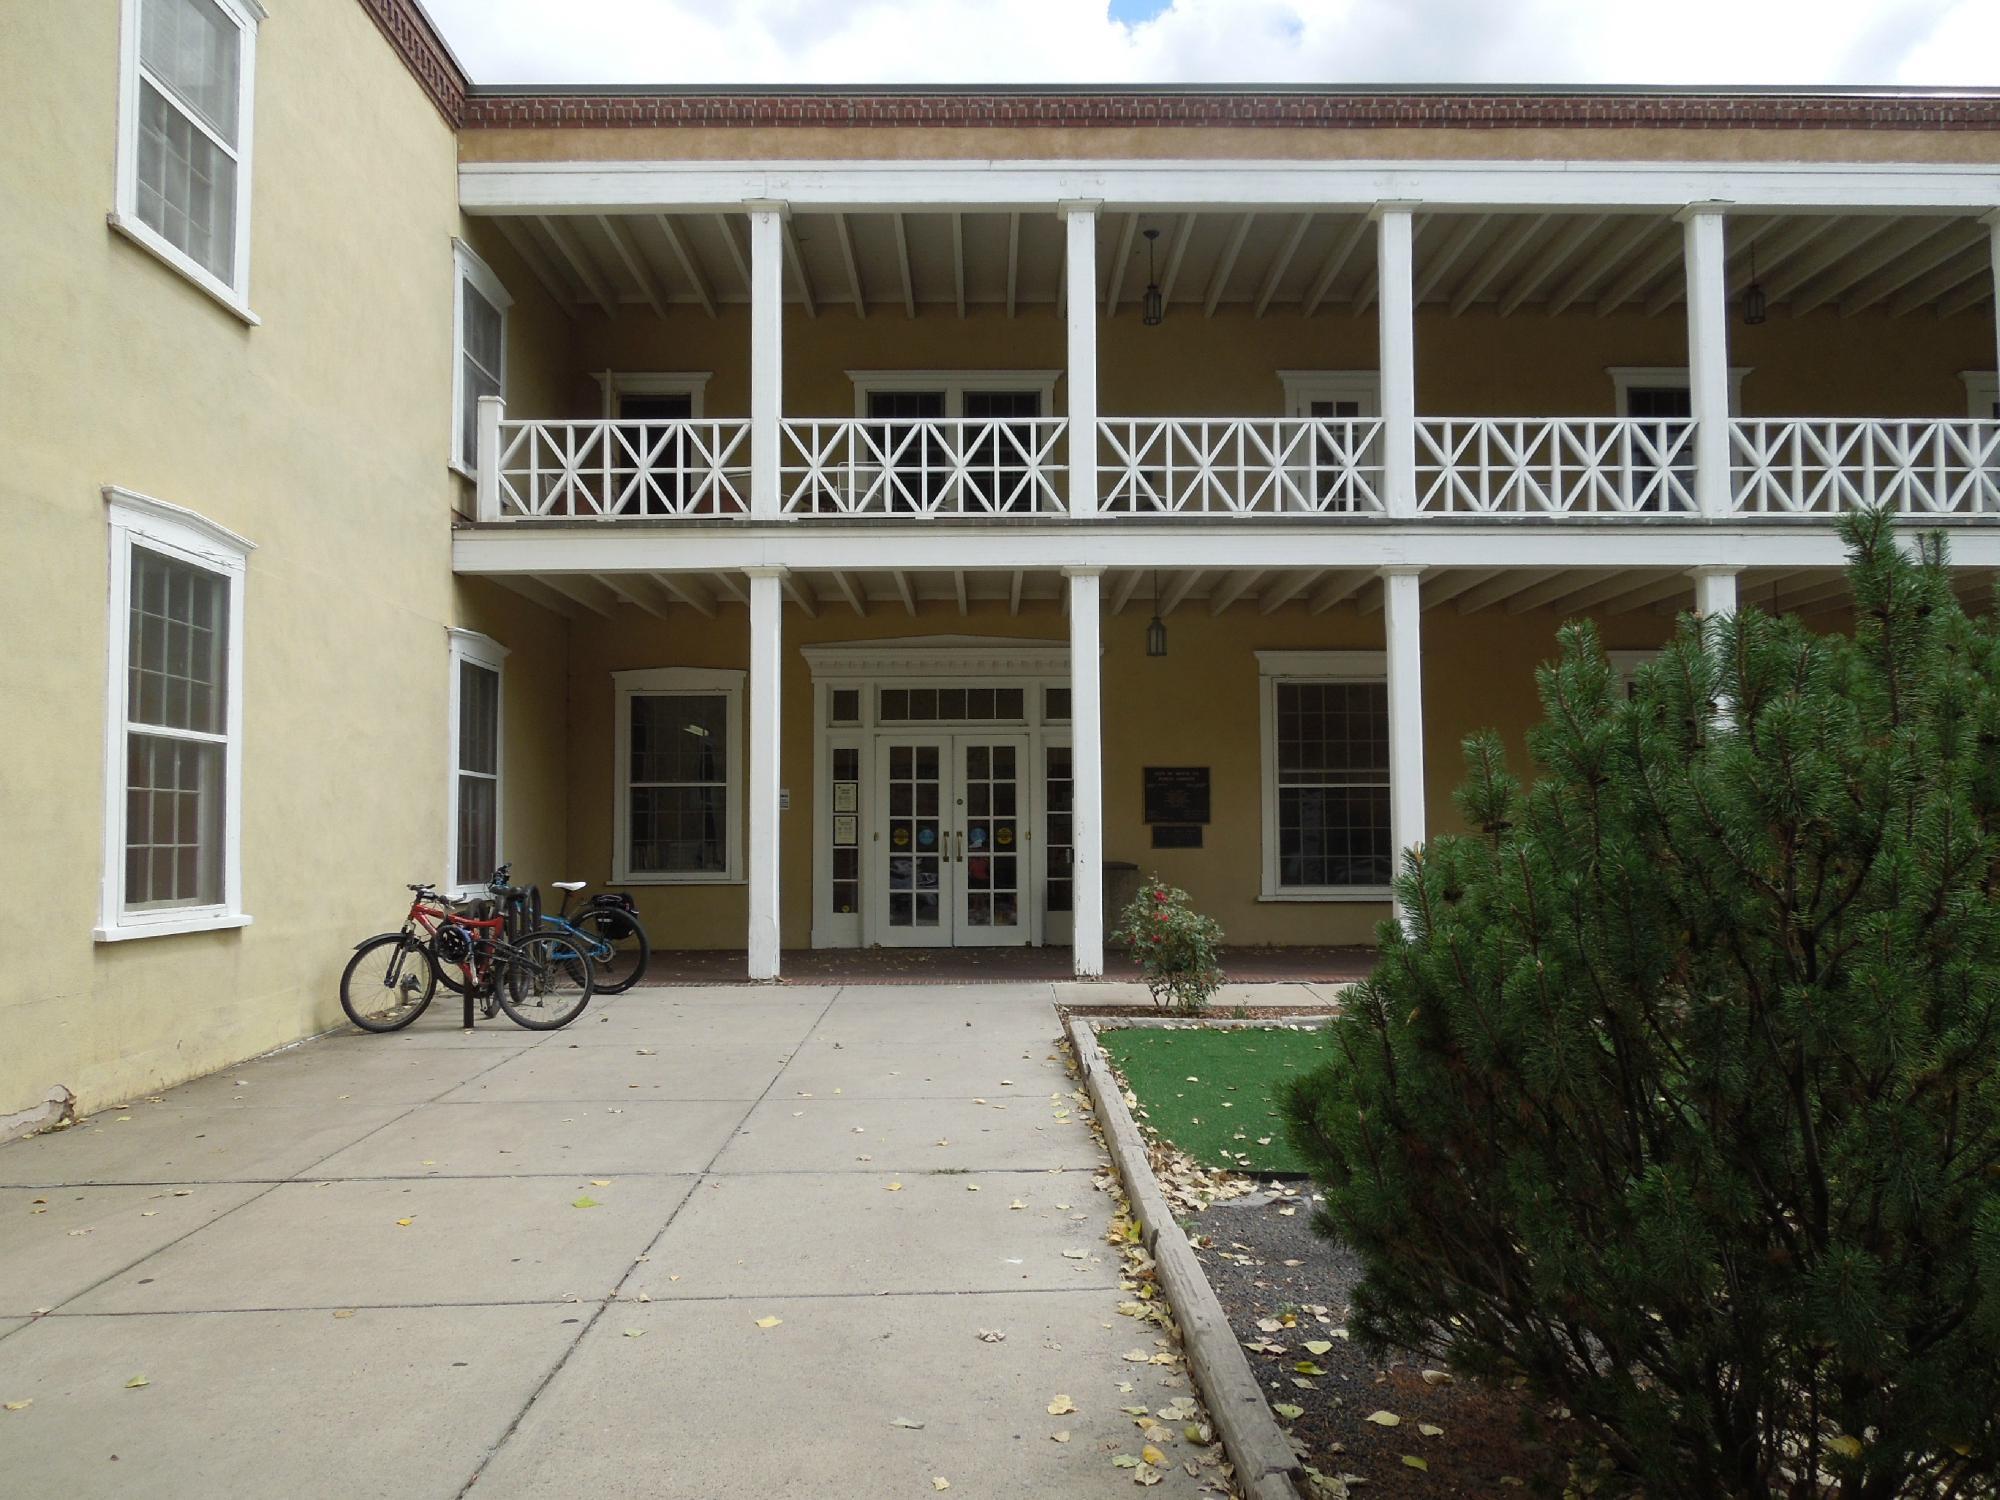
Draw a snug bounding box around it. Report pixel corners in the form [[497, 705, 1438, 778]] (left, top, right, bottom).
[[421, 0, 2000, 89]]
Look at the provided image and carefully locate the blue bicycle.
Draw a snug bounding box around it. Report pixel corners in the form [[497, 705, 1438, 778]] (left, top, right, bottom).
[[498, 876, 651, 995]]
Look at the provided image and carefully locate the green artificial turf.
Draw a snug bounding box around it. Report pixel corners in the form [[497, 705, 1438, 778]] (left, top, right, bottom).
[[1097, 1025, 1331, 1176]]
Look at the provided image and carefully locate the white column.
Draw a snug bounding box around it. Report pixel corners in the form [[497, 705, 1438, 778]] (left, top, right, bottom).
[[1061, 202, 1100, 519], [1987, 210, 2000, 400], [1065, 567, 1104, 977], [1376, 204, 1419, 518], [1682, 204, 1733, 519], [1691, 565, 1739, 617], [745, 567, 785, 979], [747, 201, 786, 521], [475, 394, 503, 521], [1381, 566, 1426, 928]]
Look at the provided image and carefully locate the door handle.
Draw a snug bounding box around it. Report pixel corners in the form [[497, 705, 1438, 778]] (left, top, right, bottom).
[[956, 830, 965, 863]]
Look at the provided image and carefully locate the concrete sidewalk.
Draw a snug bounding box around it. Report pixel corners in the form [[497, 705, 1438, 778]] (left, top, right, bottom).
[[0, 982, 1320, 1498]]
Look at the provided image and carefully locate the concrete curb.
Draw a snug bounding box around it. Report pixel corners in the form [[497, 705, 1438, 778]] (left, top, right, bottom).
[[1067, 1016, 1306, 1500], [1083, 1014, 1335, 1031]]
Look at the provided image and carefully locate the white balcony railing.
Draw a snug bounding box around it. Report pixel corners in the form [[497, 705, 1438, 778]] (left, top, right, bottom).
[[780, 418, 1067, 516], [1730, 420, 2000, 517], [493, 419, 750, 518], [1416, 419, 1696, 516], [1098, 418, 1385, 516]]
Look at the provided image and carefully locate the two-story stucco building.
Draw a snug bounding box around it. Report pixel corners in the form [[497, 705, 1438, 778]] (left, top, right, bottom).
[[4, 0, 1998, 1124]]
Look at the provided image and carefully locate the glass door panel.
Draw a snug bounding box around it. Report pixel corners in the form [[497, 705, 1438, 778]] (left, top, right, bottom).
[[956, 736, 1028, 946], [881, 739, 949, 945]]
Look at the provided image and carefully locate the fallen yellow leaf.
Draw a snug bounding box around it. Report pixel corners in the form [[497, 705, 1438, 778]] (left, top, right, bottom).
[[886, 1182, 904, 1192], [1366, 1410, 1401, 1427], [590, 1180, 613, 1187], [3, 1400, 31, 1412], [332, 1310, 355, 1320], [932, 1479, 950, 1492], [395, 1217, 414, 1227], [125, 1375, 149, 1390], [1303, 1339, 1334, 1355], [623, 1329, 646, 1338], [1048, 1395, 1077, 1416], [755, 1316, 782, 1329], [1402, 1455, 1429, 1471], [571, 1196, 599, 1209], [1419, 1422, 1444, 1437], [1141, 1445, 1167, 1466], [1051, 1430, 1071, 1443]]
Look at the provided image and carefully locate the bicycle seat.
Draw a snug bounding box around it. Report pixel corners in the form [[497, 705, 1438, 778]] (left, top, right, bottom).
[[551, 880, 587, 892]]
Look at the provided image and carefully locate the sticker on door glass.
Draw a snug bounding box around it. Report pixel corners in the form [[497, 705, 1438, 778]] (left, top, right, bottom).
[[893, 826, 910, 847], [917, 826, 936, 848], [996, 826, 1014, 847], [969, 827, 988, 849]]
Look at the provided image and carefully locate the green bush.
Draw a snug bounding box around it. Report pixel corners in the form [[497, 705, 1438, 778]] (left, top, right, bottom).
[[1283, 510, 2000, 1500], [1114, 876, 1224, 1014]]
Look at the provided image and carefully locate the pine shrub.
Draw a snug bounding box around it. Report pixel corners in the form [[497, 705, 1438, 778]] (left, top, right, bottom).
[[1283, 510, 2000, 1499]]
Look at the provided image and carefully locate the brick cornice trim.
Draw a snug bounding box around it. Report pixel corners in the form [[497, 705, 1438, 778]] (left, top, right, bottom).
[[357, 0, 467, 127], [459, 88, 2000, 133]]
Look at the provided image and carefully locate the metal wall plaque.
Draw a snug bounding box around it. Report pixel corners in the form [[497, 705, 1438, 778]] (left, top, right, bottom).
[[1143, 766, 1210, 824]]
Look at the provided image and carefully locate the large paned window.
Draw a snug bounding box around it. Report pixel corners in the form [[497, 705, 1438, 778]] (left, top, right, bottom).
[[1259, 652, 1392, 899], [453, 241, 512, 474], [98, 488, 252, 941], [447, 632, 506, 895], [614, 669, 744, 883], [113, 0, 260, 315]]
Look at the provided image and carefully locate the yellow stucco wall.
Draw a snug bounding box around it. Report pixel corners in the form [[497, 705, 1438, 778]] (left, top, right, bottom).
[[0, 3, 574, 1120]]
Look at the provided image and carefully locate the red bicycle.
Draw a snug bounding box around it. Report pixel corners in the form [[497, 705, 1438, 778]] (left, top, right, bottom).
[[338, 875, 594, 1033]]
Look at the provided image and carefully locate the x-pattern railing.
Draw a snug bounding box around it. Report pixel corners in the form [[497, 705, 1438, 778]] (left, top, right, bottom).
[[780, 418, 1067, 516], [1730, 420, 2000, 517], [494, 420, 750, 518], [1097, 418, 1385, 515], [1416, 419, 1696, 515]]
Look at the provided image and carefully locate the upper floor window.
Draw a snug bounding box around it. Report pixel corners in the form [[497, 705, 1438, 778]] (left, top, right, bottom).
[[113, 0, 261, 317], [453, 241, 512, 475]]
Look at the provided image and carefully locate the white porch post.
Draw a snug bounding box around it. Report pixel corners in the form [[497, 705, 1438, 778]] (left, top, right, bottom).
[[1691, 565, 1739, 617], [748, 201, 786, 522], [1682, 203, 1734, 519], [1065, 567, 1104, 977], [1061, 202, 1100, 519], [475, 394, 503, 521], [1987, 210, 2000, 397], [1376, 204, 1419, 519], [1382, 566, 1426, 928], [746, 566, 785, 979]]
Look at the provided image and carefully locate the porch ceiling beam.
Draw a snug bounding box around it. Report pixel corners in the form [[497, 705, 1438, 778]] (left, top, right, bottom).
[[1934, 270, 1995, 318], [654, 573, 719, 617], [1837, 222, 1981, 316], [1768, 575, 1852, 613], [1253, 212, 1311, 318], [952, 212, 966, 319], [1448, 215, 1546, 315], [1307, 568, 1374, 613], [712, 212, 752, 297], [1419, 567, 1502, 609], [1350, 261, 1380, 316], [1602, 574, 1697, 615], [1158, 568, 1204, 617], [1203, 212, 1255, 317], [539, 215, 617, 318], [490, 572, 586, 621], [892, 213, 917, 318], [1354, 577, 1387, 614], [711, 573, 749, 605], [1109, 568, 1145, 614], [592, 572, 670, 618], [1593, 231, 1684, 316], [1301, 214, 1371, 316], [1498, 213, 1607, 316], [832, 211, 866, 319], [1791, 217, 1940, 316], [1537, 568, 1671, 615], [1504, 567, 1623, 614], [536, 572, 617, 617], [782, 219, 817, 318], [1413, 213, 1490, 304], [1008, 569, 1025, 615], [1546, 217, 1658, 316], [1888, 243, 1991, 317], [1455, 568, 1562, 614], [831, 570, 869, 617], [1105, 211, 1137, 317], [1006, 212, 1021, 319], [891, 570, 918, 616], [783, 573, 819, 618], [1158, 212, 1197, 310], [654, 214, 716, 318], [1648, 214, 1802, 315], [1208, 569, 1264, 614], [952, 570, 969, 615], [1761, 217, 1899, 305], [495, 217, 580, 321], [598, 215, 667, 319], [1258, 568, 1318, 614]]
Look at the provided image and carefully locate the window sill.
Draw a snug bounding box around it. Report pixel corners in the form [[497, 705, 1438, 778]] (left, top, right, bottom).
[[1257, 888, 1392, 904], [107, 213, 260, 326], [95, 910, 254, 943], [449, 459, 478, 484]]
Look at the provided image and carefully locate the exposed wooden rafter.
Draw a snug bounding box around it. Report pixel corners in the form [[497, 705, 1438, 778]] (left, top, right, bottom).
[[1257, 568, 1318, 614], [1105, 212, 1137, 317], [1454, 568, 1562, 614], [783, 574, 819, 617], [1790, 218, 1940, 317], [1005, 212, 1021, 319], [782, 219, 817, 318], [1307, 569, 1373, 613], [655, 574, 719, 617], [1413, 214, 1490, 304], [832, 211, 866, 319], [711, 212, 752, 296], [1888, 242, 1991, 317], [1448, 215, 1546, 316], [1109, 569, 1145, 614], [1498, 214, 1606, 316], [539, 215, 617, 318], [1545, 217, 1657, 316], [495, 217, 580, 321], [537, 572, 617, 617], [655, 214, 716, 318], [1760, 218, 1898, 306], [1253, 212, 1312, 318], [598, 215, 667, 319], [891, 570, 917, 616], [1208, 570, 1263, 614], [892, 213, 917, 318], [1301, 215, 1372, 316], [1158, 568, 1204, 617], [831, 571, 868, 618], [951, 212, 967, 319], [592, 573, 671, 618], [1158, 213, 1196, 311], [1203, 212, 1254, 317], [1837, 222, 1985, 317], [1592, 230, 1684, 317]]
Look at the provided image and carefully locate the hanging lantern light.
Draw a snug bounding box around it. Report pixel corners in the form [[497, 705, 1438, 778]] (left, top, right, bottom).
[[1743, 243, 1768, 326], [1146, 570, 1168, 657], [1141, 228, 1165, 327]]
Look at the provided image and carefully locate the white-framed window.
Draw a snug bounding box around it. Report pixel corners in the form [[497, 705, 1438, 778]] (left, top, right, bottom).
[[111, 0, 262, 321], [1277, 371, 1381, 419], [453, 240, 512, 476], [1608, 649, 1661, 699], [97, 487, 254, 942], [848, 370, 1062, 418], [447, 630, 506, 897], [1962, 372, 1999, 420], [1257, 651, 1392, 902], [614, 668, 745, 884], [1608, 366, 1749, 417], [594, 372, 712, 420]]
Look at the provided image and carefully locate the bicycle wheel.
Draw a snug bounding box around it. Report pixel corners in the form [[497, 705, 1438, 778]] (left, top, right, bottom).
[[339, 933, 438, 1033], [496, 931, 594, 1030], [568, 907, 650, 995]]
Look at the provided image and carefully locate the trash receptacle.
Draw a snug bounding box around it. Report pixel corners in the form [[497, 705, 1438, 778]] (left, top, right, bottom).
[[1103, 860, 1143, 927]]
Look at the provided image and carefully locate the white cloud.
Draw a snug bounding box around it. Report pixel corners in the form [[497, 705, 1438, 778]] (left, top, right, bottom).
[[421, 0, 2000, 87]]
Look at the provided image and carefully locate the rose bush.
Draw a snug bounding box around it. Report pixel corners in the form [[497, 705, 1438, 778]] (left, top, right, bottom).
[[1113, 876, 1224, 1014]]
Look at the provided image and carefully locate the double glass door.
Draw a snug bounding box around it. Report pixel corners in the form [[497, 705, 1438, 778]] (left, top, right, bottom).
[[879, 734, 1029, 946]]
